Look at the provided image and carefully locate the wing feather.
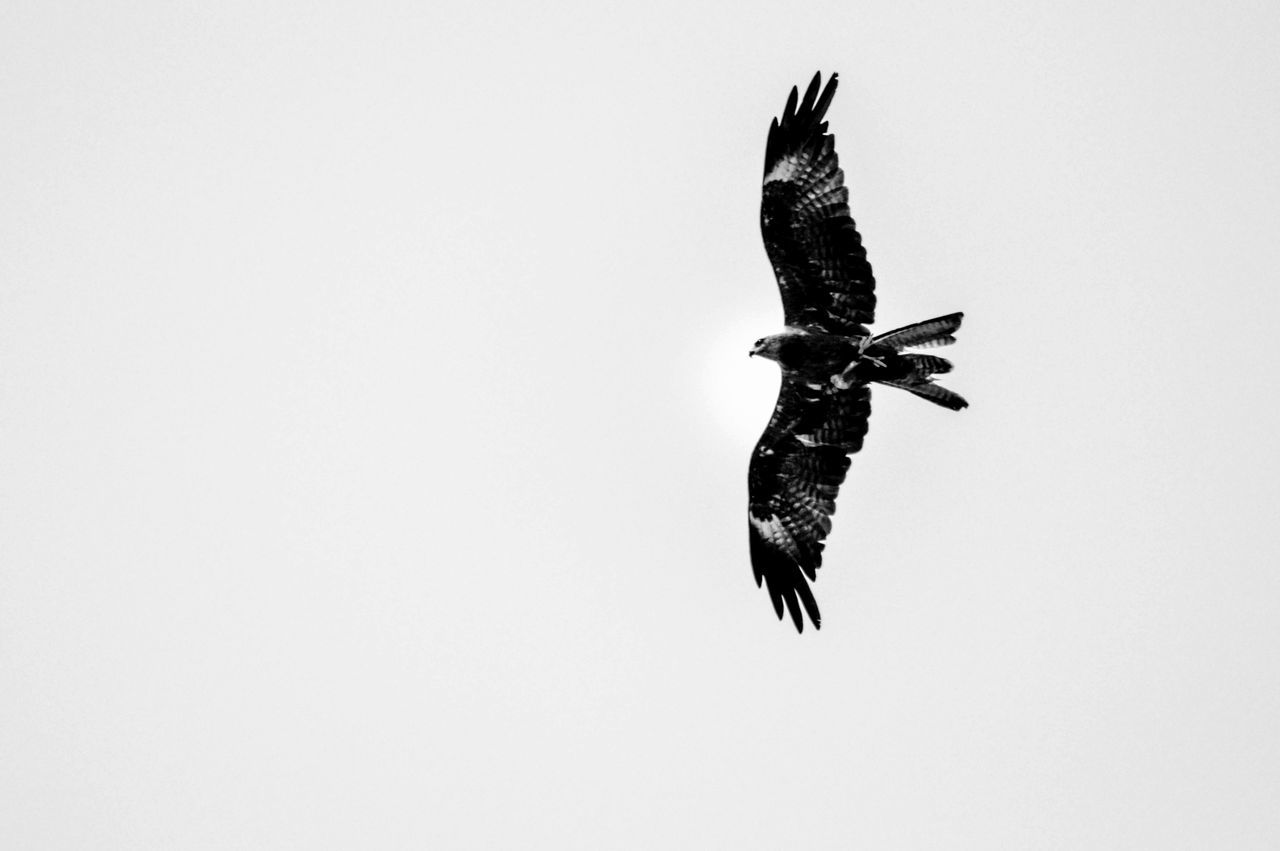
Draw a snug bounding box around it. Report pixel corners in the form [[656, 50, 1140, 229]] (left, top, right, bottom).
[[761, 72, 876, 335], [748, 377, 872, 631]]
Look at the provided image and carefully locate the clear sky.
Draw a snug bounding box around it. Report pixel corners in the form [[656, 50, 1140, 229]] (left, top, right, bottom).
[[3, 1, 1279, 848]]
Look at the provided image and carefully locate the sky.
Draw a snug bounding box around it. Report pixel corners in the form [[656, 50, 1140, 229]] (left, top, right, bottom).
[[3, 0, 1280, 848]]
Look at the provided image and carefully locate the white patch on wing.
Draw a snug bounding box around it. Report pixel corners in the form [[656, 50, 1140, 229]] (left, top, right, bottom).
[[750, 513, 799, 558], [764, 154, 801, 184]]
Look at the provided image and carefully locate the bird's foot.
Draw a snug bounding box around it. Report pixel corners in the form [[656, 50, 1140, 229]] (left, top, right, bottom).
[[857, 335, 886, 368], [831, 364, 856, 390]]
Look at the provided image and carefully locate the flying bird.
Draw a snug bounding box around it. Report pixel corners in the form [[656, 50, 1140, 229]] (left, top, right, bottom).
[[749, 72, 967, 632]]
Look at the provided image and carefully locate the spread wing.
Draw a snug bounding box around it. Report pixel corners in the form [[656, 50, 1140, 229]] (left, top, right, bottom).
[[748, 376, 872, 631], [761, 72, 876, 335]]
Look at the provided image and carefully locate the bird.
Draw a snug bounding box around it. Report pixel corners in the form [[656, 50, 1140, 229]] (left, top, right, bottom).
[[748, 72, 967, 632]]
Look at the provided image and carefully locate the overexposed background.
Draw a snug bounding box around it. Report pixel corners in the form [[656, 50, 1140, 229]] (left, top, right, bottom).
[[4, 1, 1279, 848]]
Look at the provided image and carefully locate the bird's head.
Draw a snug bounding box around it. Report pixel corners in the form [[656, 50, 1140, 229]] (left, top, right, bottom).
[[749, 331, 801, 363]]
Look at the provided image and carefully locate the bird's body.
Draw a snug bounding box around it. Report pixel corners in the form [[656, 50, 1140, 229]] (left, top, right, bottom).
[[752, 327, 857, 374], [752, 327, 916, 385], [747, 72, 968, 632]]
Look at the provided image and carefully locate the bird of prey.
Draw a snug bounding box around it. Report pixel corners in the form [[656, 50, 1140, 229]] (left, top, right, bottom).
[[748, 72, 967, 632]]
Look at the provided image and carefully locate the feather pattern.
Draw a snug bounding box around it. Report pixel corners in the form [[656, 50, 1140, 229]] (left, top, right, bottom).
[[872, 312, 964, 351], [901, 353, 953, 377], [748, 376, 871, 631], [879, 379, 969, 411], [761, 72, 876, 335]]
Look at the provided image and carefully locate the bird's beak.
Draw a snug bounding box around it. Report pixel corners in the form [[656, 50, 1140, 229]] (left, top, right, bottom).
[[748, 350, 755, 357]]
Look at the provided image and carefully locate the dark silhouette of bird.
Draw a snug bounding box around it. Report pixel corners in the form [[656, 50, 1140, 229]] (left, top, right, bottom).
[[749, 72, 967, 632]]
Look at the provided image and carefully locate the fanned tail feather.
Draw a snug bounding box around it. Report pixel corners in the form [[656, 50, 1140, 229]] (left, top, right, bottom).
[[869, 314, 967, 410], [873, 312, 963, 350], [902, 353, 952, 378], [881, 379, 969, 411]]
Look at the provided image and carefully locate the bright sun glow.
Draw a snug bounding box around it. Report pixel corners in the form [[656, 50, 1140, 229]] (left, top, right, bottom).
[[699, 309, 784, 452]]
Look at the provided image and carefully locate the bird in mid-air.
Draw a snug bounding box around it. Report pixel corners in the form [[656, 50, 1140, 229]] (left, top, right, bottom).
[[749, 72, 967, 632]]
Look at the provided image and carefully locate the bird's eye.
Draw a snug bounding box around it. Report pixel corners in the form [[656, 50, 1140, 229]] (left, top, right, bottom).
[[754, 339, 764, 347]]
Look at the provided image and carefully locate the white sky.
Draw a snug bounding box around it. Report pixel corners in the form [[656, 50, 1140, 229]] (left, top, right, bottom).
[[4, 1, 1280, 848]]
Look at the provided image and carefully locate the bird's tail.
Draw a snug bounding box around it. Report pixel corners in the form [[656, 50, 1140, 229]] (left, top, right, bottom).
[[880, 376, 969, 410], [871, 312, 963, 350], [872, 313, 968, 410]]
